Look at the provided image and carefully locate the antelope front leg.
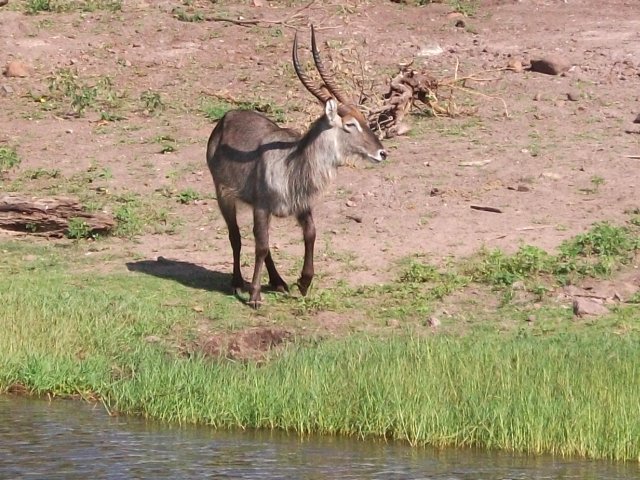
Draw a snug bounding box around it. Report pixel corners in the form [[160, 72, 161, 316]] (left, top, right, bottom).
[[249, 208, 271, 308], [296, 210, 316, 296]]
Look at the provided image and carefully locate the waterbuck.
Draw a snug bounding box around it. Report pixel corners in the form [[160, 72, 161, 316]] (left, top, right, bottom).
[[206, 26, 387, 308]]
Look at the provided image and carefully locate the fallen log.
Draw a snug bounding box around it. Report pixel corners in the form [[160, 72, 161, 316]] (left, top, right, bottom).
[[0, 194, 115, 237]]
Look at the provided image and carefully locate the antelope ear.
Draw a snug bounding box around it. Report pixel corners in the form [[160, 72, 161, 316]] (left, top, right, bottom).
[[324, 98, 339, 124]]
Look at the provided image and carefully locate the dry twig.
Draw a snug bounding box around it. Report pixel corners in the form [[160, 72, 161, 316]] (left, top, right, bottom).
[[206, 0, 318, 29]]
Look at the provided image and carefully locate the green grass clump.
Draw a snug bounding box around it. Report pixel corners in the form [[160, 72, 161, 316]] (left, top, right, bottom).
[[468, 222, 640, 289], [0, 146, 20, 173], [66, 217, 94, 239], [176, 188, 202, 205], [200, 99, 232, 122], [201, 98, 286, 123], [45, 68, 122, 116], [140, 90, 164, 114], [105, 193, 179, 237], [25, 0, 55, 13], [555, 222, 640, 277], [448, 0, 478, 16], [25, 0, 121, 14], [471, 245, 554, 287], [172, 7, 205, 22]]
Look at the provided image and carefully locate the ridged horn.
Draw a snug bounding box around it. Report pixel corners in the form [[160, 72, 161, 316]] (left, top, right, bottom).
[[292, 30, 332, 104], [310, 25, 352, 106]]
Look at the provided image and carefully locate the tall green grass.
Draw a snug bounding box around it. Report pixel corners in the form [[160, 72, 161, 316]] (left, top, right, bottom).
[[2, 334, 639, 461]]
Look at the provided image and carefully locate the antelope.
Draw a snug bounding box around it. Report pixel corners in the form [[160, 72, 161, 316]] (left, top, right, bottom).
[[206, 26, 387, 308]]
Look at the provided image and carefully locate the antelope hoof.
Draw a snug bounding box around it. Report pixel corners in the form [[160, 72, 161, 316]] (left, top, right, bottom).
[[232, 279, 250, 296], [233, 286, 243, 296], [248, 289, 263, 308], [247, 298, 263, 309], [297, 278, 312, 297], [270, 279, 289, 294]]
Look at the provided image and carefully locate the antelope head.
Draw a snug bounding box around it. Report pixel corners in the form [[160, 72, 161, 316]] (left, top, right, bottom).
[[293, 26, 387, 164]]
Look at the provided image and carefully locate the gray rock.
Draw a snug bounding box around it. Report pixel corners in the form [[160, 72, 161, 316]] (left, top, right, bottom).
[[567, 91, 580, 101], [426, 316, 441, 328], [530, 56, 571, 76], [573, 297, 609, 317]]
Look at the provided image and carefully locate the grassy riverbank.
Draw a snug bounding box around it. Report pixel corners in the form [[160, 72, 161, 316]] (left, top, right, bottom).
[[3, 332, 640, 461], [1, 223, 640, 461]]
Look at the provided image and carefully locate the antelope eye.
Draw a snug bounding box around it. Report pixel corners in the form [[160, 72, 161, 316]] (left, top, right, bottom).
[[344, 121, 357, 131]]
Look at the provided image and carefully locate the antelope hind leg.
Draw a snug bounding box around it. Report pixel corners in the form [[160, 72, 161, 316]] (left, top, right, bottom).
[[217, 196, 247, 295], [265, 251, 289, 293], [248, 208, 272, 308]]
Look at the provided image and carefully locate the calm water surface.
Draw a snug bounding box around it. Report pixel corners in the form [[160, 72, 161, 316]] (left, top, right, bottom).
[[0, 395, 638, 479]]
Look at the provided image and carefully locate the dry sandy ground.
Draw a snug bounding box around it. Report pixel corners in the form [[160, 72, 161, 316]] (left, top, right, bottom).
[[1, 0, 640, 293]]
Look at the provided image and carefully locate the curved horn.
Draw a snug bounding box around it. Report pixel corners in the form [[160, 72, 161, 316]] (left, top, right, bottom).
[[310, 25, 352, 106], [293, 30, 332, 104]]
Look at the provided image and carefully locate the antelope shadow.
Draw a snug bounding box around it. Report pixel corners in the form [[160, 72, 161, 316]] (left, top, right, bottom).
[[126, 257, 231, 293]]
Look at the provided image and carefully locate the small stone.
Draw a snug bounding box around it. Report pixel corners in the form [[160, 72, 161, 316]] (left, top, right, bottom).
[[345, 200, 357, 207], [526, 315, 535, 323], [567, 91, 580, 101], [517, 184, 530, 192], [633, 113, 640, 124], [395, 122, 411, 136], [418, 43, 444, 57], [572, 297, 609, 317], [541, 172, 562, 180], [533, 92, 542, 101], [3, 60, 29, 78], [252, 0, 264, 5], [530, 55, 571, 76], [0, 0, 8, 7], [506, 59, 523, 73], [455, 19, 466, 28], [0, 84, 13, 96]]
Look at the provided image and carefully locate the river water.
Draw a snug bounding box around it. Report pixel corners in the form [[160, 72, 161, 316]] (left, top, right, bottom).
[[0, 395, 638, 479]]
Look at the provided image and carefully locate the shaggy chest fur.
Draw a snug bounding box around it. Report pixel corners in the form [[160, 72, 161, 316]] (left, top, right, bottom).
[[261, 150, 337, 217]]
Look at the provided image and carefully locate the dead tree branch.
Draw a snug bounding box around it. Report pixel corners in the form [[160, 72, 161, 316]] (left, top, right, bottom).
[[367, 60, 510, 138]]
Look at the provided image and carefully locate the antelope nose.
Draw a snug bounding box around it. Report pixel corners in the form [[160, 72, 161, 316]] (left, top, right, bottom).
[[379, 149, 388, 161]]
